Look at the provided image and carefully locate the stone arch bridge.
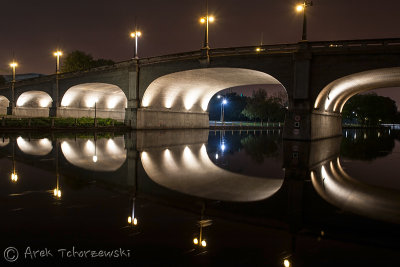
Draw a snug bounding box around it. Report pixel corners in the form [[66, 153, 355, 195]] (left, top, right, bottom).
[[1, 38, 400, 140]]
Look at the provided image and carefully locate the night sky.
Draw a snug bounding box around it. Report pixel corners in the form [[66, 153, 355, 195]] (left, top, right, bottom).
[[1, 0, 400, 105]]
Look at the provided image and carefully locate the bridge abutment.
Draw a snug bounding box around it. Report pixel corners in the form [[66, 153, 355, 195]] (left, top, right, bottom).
[[136, 109, 209, 129]]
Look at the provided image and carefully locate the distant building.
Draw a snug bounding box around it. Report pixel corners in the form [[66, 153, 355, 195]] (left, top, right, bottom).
[[1, 73, 45, 82]]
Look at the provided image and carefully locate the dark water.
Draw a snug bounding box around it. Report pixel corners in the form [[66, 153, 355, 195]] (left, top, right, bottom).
[[0, 129, 399, 266]]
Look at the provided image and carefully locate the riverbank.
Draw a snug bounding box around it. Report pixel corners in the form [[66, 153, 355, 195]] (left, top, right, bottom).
[[0, 117, 129, 131]]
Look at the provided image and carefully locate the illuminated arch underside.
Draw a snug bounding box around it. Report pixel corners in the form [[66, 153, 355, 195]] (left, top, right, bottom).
[[311, 158, 400, 223], [61, 83, 127, 109], [314, 67, 400, 112], [60, 137, 126, 172], [141, 144, 283, 202], [142, 68, 283, 112], [16, 91, 52, 108], [0, 96, 9, 108]]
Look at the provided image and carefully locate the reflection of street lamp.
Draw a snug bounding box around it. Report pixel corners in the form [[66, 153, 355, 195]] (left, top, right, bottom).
[[283, 259, 291, 267], [128, 197, 138, 226], [193, 204, 212, 248], [10, 141, 18, 182], [53, 142, 61, 198], [130, 30, 142, 59], [296, 1, 313, 41], [92, 134, 98, 163]]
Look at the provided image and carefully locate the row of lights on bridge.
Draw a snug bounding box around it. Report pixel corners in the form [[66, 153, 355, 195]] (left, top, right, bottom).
[[7, 1, 311, 78]]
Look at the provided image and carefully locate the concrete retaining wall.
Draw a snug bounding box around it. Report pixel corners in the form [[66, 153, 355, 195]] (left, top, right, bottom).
[[311, 111, 342, 140], [14, 107, 49, 117], [0, 107, 7, 115], [137, 109, 209, 129], [57, 107, 125, 121]]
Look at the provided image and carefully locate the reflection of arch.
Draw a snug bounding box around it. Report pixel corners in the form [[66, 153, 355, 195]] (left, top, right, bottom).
[[314, 67, 400, 113], [0, 138, 10, 147], [59, 83, 127, 121], [0, 96, 9, 115], [142, 68, 285, 112], [17, 137, 53, 156], [15, 91, 53, 117], [60, 137, 126, 171], [311, 158, 400, 223], [141, 143, 283, 202]]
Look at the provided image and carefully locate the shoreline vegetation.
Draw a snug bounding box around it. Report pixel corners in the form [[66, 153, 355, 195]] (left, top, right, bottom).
[[0, 117, 128, 131]]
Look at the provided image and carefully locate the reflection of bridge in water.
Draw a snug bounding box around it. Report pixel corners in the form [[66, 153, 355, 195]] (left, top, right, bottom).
[[1, 129, 399, 224]]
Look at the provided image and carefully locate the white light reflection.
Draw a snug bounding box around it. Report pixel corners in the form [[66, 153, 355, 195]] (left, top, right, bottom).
[[61, 137, 126, 171], [17, 137, 53, 156], [140, 143, 284, 202]]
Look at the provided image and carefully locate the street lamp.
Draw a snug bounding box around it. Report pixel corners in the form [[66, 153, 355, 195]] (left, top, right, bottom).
[[130, 30, 142, 59], [220, 97, 227, 123], [9, 61, 18, 113], [53, 51, 62, 74], [53, 50, 62, 111], [296, 1, 313, 41], [200, 0, 215, 55]]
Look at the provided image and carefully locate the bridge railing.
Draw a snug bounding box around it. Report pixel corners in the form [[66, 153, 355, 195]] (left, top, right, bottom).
[[309, 38, 400, 50]]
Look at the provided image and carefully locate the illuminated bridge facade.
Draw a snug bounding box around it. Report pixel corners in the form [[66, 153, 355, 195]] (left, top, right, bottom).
[[1, 38, 400, 140]]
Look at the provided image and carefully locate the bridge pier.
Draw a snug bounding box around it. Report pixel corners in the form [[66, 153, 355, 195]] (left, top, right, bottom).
[[136, 109, 209, 129]]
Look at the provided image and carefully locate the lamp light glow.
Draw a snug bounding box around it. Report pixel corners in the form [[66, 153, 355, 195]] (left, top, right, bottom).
[[284, 259, 291, 267], [296, 4, 304, 12]]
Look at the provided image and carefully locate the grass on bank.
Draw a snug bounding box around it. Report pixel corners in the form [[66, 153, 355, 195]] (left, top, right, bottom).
[[0, 117, 124, 128]]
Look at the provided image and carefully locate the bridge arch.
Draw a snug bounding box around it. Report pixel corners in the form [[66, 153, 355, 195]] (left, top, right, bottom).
[[0, 96, 10, 115], [15, 91, 53, 117], [59, 83, 127, 121], [139, 68, 286, 128], [314, 67, 400, 113], [311, 67, 400, 139]]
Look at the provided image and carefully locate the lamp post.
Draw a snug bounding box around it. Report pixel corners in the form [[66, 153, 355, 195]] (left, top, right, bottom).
[[217, 95, 227, 123], [296, 1, 313, 41], [200, 0, 215, 61], [9, 61, 18, 114], [200, 0, 215, 50], [130, 30, 142, 59], [53, 51, 62, 111]]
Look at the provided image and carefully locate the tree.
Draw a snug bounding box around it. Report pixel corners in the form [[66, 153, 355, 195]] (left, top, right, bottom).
[[342, 93, 398, 125], [208, 92, 248, 121], [61, 50, 115, 73], [241, 89, 286, 123], [0, 75, 6, 86]]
